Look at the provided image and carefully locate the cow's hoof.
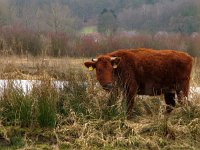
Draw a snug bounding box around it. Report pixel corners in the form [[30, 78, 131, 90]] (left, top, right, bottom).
[[165, 105, 174, 113]]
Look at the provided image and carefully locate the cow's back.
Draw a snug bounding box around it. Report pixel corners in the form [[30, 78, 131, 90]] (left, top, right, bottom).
[[109, 48, 193, 95], [129, 49, 192, 81]]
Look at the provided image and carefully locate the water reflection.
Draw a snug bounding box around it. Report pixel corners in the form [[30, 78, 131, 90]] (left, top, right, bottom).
[[0, 80, 199, 99]]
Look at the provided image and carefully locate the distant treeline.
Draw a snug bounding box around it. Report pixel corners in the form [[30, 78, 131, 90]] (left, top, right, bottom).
[[0, 0, 199, 34], [0, 26, 199, 57]]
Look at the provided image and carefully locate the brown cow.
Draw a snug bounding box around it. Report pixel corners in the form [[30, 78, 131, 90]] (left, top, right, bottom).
[[84, 48, 193, 119]]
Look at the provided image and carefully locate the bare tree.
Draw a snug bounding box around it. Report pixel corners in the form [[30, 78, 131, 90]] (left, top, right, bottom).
[[37, 0, 80, 33]]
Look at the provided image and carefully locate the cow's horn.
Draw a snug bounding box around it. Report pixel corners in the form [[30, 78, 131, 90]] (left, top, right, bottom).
[[92, 58, 98, 62], [111, 57, 117, 60]]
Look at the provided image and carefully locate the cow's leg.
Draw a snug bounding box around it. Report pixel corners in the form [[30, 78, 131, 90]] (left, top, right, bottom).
[[176, 80, 190, 104], [164, 93, 175, 113], [107, 86, 119, 106], [125, 84, 137, 119], [126, 93, 135, 119]]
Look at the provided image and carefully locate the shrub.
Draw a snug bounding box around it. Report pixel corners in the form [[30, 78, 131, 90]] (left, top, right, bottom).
[[50, 32, 69, 57], [0, 26, 42, 56]]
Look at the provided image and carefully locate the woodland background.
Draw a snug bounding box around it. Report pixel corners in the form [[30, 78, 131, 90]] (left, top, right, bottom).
[[0, 0, 200, 57]]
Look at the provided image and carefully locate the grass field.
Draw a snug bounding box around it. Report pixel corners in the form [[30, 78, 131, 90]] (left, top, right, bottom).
[[0, 56, 199, 150], [80, 26, 97, 34]]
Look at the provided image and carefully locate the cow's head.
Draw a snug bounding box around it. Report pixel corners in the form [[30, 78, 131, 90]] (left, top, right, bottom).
[[84, 56, 121, 91]]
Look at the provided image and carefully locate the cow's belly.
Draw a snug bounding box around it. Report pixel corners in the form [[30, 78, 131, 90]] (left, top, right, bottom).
[[137, 88, 162, 96], [137, 83, 175, 96]]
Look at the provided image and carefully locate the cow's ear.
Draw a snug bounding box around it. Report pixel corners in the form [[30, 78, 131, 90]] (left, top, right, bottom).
[[84, 62, 96, 71], [111, 57, 121, 69]]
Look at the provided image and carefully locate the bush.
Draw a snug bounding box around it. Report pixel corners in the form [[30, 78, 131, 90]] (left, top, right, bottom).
[[0, 26, 42, 56], [50, 32, 69, 57], [1, 25, 200, 57]]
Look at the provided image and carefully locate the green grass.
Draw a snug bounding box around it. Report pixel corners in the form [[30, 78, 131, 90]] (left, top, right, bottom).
[[33, 81, 59, 128], [0, 81, 33, 127], [80, 26, 97, 34]]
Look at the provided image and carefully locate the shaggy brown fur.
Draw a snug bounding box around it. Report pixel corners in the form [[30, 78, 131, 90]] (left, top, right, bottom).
[[84, 48, 193, 119]]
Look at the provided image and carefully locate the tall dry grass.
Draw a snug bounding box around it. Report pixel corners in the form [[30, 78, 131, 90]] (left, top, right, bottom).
[[0, 57, 199, 149]]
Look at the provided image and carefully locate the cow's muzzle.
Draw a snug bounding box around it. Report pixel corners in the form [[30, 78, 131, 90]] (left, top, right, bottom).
[[102, 83, 113, 91]]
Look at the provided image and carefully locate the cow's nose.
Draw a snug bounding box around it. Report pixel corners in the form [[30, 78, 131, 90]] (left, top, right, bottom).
[[102, 83, 113, 90]]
